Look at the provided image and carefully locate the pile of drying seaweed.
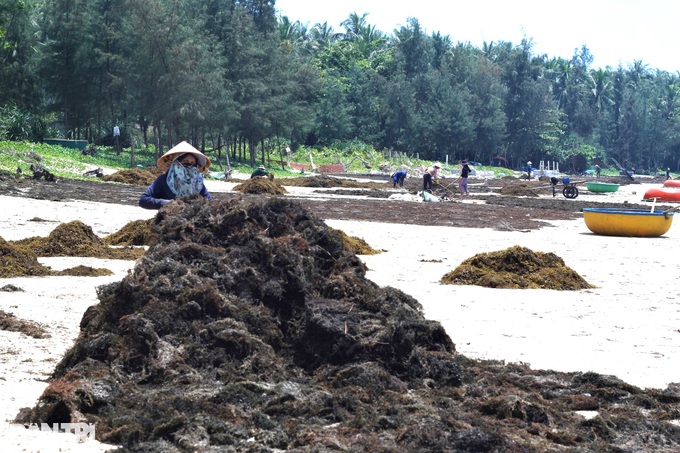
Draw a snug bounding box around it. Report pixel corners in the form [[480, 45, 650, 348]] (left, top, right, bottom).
[[0, 309, 50, 338], [101, 168, 158, 186], [0, 236, 53, 277], [441, 245, 594, 290], [12, 221, 143, 260], [16, 198, 680, 452], [0, 236, 114, 277], [103, 219, 157, 247], [60, 265, 113, 277], [232, 176, 287, 194]]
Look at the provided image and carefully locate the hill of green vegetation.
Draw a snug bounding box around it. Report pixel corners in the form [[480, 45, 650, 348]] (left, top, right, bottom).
[[0, 140, 514, 181]]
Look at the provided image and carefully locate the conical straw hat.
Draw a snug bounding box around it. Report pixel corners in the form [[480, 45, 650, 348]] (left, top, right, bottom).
[[156, 141, 211, 172]]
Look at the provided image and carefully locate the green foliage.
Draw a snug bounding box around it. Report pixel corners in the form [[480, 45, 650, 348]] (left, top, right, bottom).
[[3, 2, 680, 174], [0, 106, 45, 141], [0, 140, 157, 179]]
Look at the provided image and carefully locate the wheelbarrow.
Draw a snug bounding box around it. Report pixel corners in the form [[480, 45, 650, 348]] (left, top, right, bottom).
[[529, 177, 583, 199], [550, 177, 583, 199]]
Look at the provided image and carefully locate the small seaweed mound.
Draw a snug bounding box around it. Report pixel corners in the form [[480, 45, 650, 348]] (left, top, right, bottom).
[[0, 236, 54, 277], [58, 265, 113, 277], [441, 245, 594, 290], [103, 219, 157, 246], [0, 284, 24, 292], [0, 309, 50, 338], [331, 228, 382, 255], [12, 221, 143, 260], [101, 168, 158, 185], [232, 176, 287, 194]]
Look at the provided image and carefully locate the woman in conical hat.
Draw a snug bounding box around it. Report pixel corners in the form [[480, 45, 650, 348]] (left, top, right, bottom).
[[139, 141, 213, 210]]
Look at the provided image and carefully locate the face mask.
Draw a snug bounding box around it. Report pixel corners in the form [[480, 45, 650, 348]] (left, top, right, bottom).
[[166, 161, 204, 197]]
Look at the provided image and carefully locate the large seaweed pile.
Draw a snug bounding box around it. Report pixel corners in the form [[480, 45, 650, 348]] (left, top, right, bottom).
[[15, 198, 680, 452], [12, 221, 144, 260], [441, 245, 594, 290]]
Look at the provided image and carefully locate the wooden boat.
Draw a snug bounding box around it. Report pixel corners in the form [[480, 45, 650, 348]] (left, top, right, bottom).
[[643, 187, 680, 202], [43, 138, 88, 150], [585, 181, 619, 193], [663, 179, 680, 188], [583, 208, 674, 237]]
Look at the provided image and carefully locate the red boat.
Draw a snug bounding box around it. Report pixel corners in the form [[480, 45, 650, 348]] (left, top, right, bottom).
[[644, 187, 680, 202], [663, 179, 680, 188]]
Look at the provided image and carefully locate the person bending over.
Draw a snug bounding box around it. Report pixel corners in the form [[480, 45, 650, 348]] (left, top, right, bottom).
[[392, 169, 407, 187], [422, 163, 441, 193], [251, 165, 269, 178]]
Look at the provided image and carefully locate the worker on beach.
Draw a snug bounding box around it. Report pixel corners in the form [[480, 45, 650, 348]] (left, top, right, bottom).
[[526, 161, 533, 180], [392, 169, 407, 188], [459, 160, 471, 195], [422, 163, 441, 193], [595, 164, 601, 177], [139, 141, 213, 209], [251, 165, 269, 178]]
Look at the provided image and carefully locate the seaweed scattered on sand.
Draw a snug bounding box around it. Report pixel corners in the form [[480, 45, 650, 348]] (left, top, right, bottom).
[[282, 175, 386, 189], [15, 198, 680, 452], [12, 221, 144, 260], [0, 284, 24, 292], [441, 245, 594, 290], [0, 309, 50, 338], [319, 188, 392, 198], [500, 181, 541, 197]]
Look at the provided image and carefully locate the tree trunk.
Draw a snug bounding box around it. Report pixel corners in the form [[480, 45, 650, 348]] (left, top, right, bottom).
[[260, 138, 265, 165]]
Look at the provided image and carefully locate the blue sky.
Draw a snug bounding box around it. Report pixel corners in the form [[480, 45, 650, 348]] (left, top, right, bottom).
[[275, 0, 680, 72]]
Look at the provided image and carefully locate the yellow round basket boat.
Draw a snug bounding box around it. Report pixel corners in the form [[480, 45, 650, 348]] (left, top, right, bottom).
[[582, 208, 673, 237]]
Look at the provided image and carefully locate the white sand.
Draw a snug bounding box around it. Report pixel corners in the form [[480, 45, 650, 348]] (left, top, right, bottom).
[[0, 179, 678, 451]]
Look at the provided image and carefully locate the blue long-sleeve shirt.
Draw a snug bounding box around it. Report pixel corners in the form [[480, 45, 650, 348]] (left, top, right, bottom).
[[139, 173, 213, 210]]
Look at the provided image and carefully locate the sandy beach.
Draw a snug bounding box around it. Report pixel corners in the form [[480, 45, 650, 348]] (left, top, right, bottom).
[[1, 178, 679, 451]]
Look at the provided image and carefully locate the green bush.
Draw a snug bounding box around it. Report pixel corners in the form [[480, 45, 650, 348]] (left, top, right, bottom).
[[0, 105, 46, 142]]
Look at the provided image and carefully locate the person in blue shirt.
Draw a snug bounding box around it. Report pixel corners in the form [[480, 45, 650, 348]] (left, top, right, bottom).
[[139, 141, 213, 210], [392, 169, 407, 187]]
